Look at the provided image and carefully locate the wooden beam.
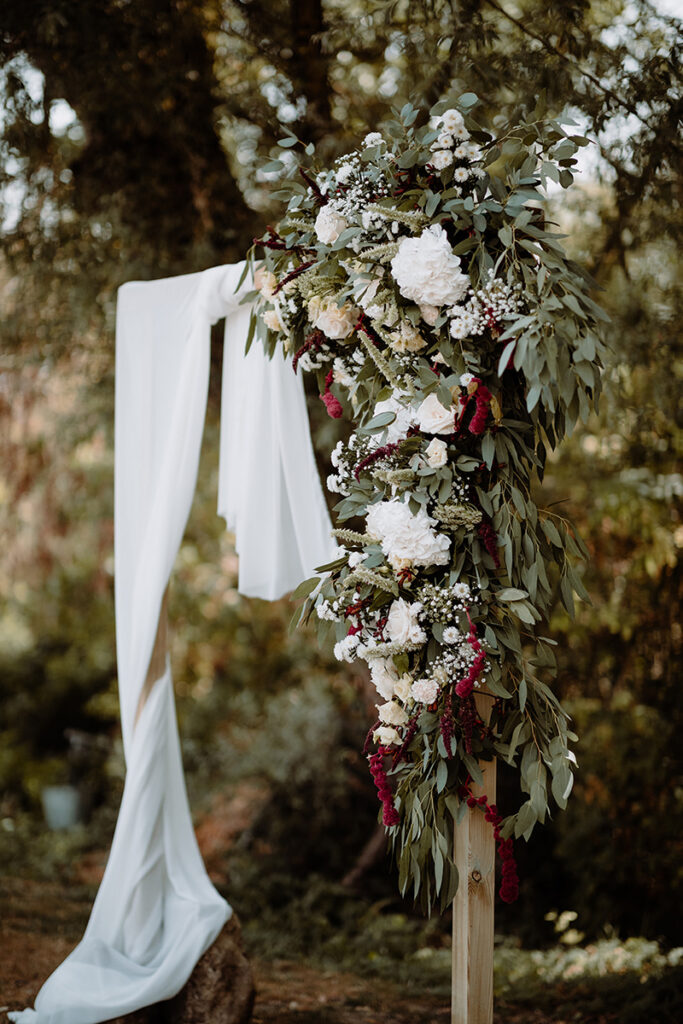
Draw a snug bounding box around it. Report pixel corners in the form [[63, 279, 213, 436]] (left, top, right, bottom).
[[452, 691, 497, 1024]]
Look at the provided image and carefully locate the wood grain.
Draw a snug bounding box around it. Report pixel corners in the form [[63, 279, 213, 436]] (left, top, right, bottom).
[[452, 691, 497, 1024]]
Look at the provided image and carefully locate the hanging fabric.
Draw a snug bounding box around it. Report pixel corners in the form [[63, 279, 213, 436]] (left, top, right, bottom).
[[10, 262, 335, 1024]]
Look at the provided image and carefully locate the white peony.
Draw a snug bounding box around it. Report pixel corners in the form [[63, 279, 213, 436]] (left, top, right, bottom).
[[426, 437, 448, 467], [416, 393, 456, 434], [314, 206, 348, 245], [372, 395, 416, 444], [386, 599, 427, 647], [377, 700, 409, 727], [411, 677, 440, 704], [375, 725, 401, 746], [366, 499, 451, 570], [309, 295, 359, 339], [388, 320, 427, 353], [390, 225, 470, 307]]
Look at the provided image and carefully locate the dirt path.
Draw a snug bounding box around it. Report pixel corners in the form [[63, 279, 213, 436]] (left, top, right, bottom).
[[0, 878, 604, 1024]]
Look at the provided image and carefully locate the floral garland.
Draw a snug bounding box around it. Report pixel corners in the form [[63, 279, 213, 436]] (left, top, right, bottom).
[[245, 93, 607, 911]]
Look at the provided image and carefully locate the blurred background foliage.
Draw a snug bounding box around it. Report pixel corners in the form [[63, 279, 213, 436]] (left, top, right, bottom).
[[1, 0, 681, 978]]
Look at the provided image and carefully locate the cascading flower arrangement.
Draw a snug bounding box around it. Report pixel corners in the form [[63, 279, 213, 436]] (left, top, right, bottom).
[[244, 92, 607, 911]]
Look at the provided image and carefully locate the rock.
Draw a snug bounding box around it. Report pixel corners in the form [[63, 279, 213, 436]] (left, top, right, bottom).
[[107, 915, 254, 1024]]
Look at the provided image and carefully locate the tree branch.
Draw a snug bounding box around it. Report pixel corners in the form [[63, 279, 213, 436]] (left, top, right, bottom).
[[482, 0, 659, 132]]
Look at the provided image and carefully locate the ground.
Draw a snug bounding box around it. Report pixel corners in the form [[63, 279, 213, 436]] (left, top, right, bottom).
[[0, 877, 623, 1024]]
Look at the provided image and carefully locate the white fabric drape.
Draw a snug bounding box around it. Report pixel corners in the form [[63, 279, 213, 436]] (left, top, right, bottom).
[[10, 262, 335, 1024]]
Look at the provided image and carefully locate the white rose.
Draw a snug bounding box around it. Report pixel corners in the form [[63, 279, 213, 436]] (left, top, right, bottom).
[[372, 396, 416, 444], [426, 437, 448, 467], [386, 599, 427, 647], [411, 678, 440, 704], [459, 372, 475, 387], [375, 725, 401, 746], [369, 657, 398, 700], [366, 498, 451, 570], [377, 700, 409, 726], [389, 321, 427, 353], [254, 267, 277, 298], [358, 274, 382, 309], [263, 308, 283, 332], [419, 303, 440, 326], [393, 674, 413, 703], [309, 296, 359, 339], [390, 225, 470, 307], [417, 393, 456, 434], [314, 206, 349, 245]]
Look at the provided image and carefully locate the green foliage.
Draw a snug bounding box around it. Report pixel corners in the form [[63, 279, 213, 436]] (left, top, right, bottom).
[[250, 94, 610, 909]]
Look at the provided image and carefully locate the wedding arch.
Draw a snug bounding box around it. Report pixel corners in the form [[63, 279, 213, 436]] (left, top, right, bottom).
[[11, 92, 605, 1024]]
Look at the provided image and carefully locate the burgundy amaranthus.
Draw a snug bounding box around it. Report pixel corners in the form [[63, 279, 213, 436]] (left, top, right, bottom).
[[354, 441, 399, 480], [458, 694, 480, 754], [440, 692, 456, 757], [292, 329, 326, 373], [273, 259, 315, 294], [392, 713, 420, 767], [320, 370, 343, 418], [469, 383, 492, 436], [363, 719, 380, 755], [454, 379, 493, 437], [455, 621, 487, 698], [465, 791, 520, 903], [299, 166, 327, 205], [478, 519, 501, 568], [369, 748, 400, 826]]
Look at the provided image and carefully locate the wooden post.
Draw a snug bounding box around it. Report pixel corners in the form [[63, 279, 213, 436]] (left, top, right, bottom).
[[452, 691, 497, 1024]]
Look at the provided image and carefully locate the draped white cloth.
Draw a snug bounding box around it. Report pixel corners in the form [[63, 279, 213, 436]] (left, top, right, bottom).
[[10, 262, 334, 1024]]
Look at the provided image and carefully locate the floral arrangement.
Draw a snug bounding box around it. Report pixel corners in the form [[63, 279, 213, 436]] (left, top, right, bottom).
[[245, 92, 607, 911]]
